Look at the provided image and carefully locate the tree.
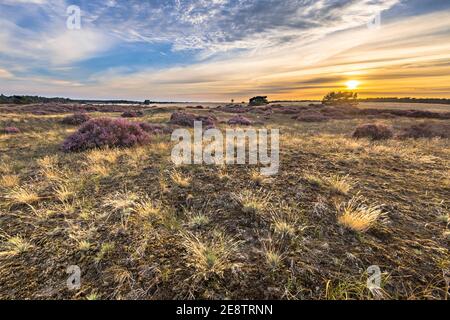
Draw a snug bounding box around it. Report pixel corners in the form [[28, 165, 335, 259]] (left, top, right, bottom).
[[322, 91, 358, 106], [144, 100, 151, 105], [249, 96, 269, 106]]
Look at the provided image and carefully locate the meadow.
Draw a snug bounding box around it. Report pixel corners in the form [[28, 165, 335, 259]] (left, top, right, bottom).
[[0, 102, 449, 299]]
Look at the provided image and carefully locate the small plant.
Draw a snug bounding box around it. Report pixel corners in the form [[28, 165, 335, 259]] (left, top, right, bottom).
[[62, 118, 150, 152], [262, 242, 284, 270], [95, 242, 115, 263], [61, 113, 91, 125], [134, 198, 162, 218], [1, 174, 20, 188], [304, 173, 323, 187], [325, 174, 354, 195], [181, 231, 240, 281], [271, 218, 296, 237], [121, 111, 143, 118], [336, 196, 386, 232], [53, 184, 75, 203], [233, 189, 272, 215], [170, 170, 191, 188], [7, 187, 40, 206], [188, 214, 210, 228], [0, 235, 33, 257]]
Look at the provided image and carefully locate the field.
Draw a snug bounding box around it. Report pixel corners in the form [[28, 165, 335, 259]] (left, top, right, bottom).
[[0, 102, 449, 300]]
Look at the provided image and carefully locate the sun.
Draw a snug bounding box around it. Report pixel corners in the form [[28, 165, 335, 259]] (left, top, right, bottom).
[[346, 80, 360, 90]]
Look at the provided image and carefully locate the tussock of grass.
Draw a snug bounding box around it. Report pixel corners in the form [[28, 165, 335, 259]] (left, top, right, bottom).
[[1, 174, 20, 188], [304, 173, 323, 187], [95, 242, 115, 263], [337, 196, 386, 232], [262, 242, 284, 270], [134, 198, 162, 218], [170, 170, 191, 188], [325, 174, 355, 195], [0, 235, 33, 257], [7, 187, 40, 206], [187, 214, 210, 228], [233, 189, 272, 215], [181, 231, 240, 281]]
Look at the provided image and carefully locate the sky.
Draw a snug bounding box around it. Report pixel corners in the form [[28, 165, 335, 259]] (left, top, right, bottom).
[[0, 0, 450, 102]]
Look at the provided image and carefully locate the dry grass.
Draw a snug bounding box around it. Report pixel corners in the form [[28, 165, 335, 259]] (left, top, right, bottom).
[[250, 169, 268, 185], [181, 231, 240, 281], [0, 235, 33, 257], [170, 170, 191, 188], [7, 187, 40, 206], [336, 196, 386, 232], [1, 174, 20, 188], [325, 174, 355, 195], [233, 189, 272, 215]]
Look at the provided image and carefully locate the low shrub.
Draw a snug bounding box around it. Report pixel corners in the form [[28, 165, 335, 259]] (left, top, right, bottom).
[[62, 118, 150, 152], [138, 122, 172, 135], [169, 112, 215, 127], [61, 113, 91, 125], [353, 123, 394, 140], [228, 115, 253, 125], [400, 122, 450, 139]]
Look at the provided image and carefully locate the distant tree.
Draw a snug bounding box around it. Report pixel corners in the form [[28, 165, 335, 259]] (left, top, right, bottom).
[[231, 99, 235, 104], [322, 91, 358, 106], [144, 100, 151, 105], [249, 96, 269, 106]]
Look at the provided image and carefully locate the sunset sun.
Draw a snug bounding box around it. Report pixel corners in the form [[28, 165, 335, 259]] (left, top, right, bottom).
[[346, 80, 360, 90]]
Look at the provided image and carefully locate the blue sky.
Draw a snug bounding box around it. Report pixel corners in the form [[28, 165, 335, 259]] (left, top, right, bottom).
[[1, 0, 450, 101]]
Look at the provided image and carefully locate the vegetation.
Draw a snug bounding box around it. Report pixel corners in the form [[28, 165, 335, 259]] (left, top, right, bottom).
[[0, 102, 448, 300], [249, 96, 269, 106], [322, 91, 358, 106]]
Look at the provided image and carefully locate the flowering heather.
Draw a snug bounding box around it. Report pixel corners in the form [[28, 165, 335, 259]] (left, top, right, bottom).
[[353, 123, 394, 140], [62, 118, 150, 152], [61, 113, 92, 125], [2, 127, 21, 134]]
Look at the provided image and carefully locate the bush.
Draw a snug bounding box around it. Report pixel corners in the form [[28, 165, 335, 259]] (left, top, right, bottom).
[[121, 111, 144, 118], [62, 118, 150, 152], [228, 115, 253, 125], [249, 96, 269, 106], [169, 112, 215, 127], [400, 122, 450, 139], [353, 123, 394, 140], [138, 122, 172, 135], [2, 127, 21, 134], [323, 91, 358, 106], [61, 113, 91, 125]]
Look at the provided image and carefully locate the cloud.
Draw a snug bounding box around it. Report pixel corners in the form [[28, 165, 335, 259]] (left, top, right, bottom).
[[0, 68, 13, 78]]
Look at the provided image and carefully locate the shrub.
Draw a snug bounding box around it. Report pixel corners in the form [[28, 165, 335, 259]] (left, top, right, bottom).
[[294, 112, 328, 122], [228, 115, 253, 125], [61, 118, 150, 152], [169, 112, 215, 127], [138, 122, 172, 135], [249, 96, 269, 106], [400, 122, 450, 139], [353, 123, 393, 140], [61, 113, 91, 125], [121, 111, 144, 118], [323, 91, 358, 106], [1, 127, 20, 134]]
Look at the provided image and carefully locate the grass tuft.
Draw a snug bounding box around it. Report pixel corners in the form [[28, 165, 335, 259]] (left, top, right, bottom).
[[336, 196, 386, 232]]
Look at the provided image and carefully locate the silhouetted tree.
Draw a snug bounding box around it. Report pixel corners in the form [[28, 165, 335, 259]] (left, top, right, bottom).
[[322, 91, 358, 106], [249, 96, 269, 106]]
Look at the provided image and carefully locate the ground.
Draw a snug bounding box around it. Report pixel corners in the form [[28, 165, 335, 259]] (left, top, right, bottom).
[[0, 102, 449, 300]]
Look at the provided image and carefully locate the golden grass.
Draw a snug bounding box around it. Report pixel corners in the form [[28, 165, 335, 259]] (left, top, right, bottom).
[[1, 174, 20, 188], [337, 196, 386, 232], [86, 148, 121, 165], [262, 243, 284, 270], [249, 169, 268, 185], [170, 170, 191, 188], [325, 174, 355, 195], [304, 173, 323, 186], [7, 187, 40, 205], [187, 214, 210, 228], [181, 231, 240, 281], [134, 198, 162, 218], [0, 235, 33, 257]]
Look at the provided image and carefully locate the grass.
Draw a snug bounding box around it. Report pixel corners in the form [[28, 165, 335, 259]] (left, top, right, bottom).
[[0, 235, 33, 257], [233, 189, 272, 215], [336, 196, 386, 232], [181, 231, 240, 281], [0, 104, 449, 300], [7, 187, 40, 206], [1, 174, 20, 188], [325, 174, 355, 195], [170, 170, 191, 188]]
